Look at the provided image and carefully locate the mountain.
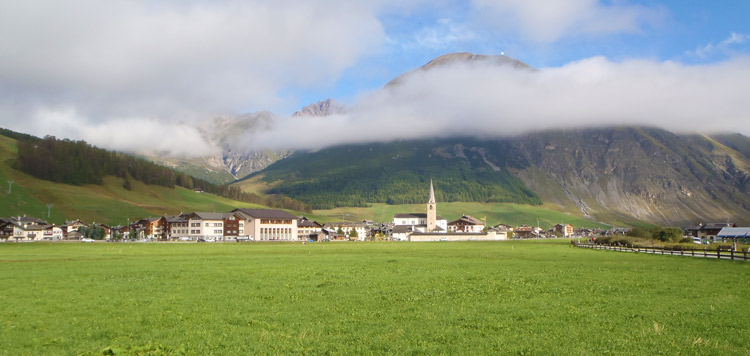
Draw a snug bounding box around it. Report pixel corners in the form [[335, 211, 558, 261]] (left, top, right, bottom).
[[145, 111, 291, 184], [386, 52, 533, 87], [293, 98, 345, 117], [239, 127, 750, 226]]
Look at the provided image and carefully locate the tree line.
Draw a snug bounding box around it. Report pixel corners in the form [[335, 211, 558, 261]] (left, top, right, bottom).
[[12, 135, 311, 213]]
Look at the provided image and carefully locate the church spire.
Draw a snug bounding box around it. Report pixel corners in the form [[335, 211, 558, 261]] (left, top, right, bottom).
[[428, 180, 435, 204]]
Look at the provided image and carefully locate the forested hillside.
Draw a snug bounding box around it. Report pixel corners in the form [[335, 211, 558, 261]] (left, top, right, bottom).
[[248, 139, 541, 209], [6, 132, 310, 213]]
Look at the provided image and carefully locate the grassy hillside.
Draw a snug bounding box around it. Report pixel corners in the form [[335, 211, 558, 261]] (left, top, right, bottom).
[[313, 202, 610, 228], [2, 241, 748, 354], [0, 135, 301, 225]]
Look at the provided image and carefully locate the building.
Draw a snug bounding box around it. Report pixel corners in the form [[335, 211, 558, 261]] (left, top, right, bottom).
[[232, 209, 299, 241], [0, 216, 50, 241], [298, 217, 323, 240], [223, 213, 242, 239], [514, 225, 534, 239], [134, 217, 168, 240], [687, 223, 737, 242], [324, 222, 368, 241], [188, 212, 226, 241], [166, 213, 191, 240], [553, 224, 574, 237], [448, 215, 485, 233], [393, 181, 448, 234], [716, 227, 750, 244]]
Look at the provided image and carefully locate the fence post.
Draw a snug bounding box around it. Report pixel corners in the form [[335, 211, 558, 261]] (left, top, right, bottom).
[[717, 247, 721, 259], [704, 247, 707, 257], [731, 248, 734, 261], [691, 248, 694, 257]]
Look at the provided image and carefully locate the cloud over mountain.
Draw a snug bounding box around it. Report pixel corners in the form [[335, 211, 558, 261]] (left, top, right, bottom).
[[246, 55, 750, 151]]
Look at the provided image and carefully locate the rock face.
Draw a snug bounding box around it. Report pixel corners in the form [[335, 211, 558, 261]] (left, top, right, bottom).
[[509, 128, 750, 225], [292, 98, 345, 117], [386, 52, 533, 87]]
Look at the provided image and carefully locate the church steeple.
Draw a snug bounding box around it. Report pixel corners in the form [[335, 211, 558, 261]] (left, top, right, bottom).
[[427, 180, 436, 232], [428, 180, 436, 205]]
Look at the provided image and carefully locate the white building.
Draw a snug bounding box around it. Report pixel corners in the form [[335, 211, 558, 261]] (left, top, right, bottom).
[[233, 209, 298, 241], [392, 181, 447, 238], [187, 212, 225, 240]]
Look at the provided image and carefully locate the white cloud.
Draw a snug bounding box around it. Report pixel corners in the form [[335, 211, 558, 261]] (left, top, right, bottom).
[[245, 55, 750, 151], [689, 32, 749, 59], [470, 0, 666, 43], [0, 0, 389, 155]]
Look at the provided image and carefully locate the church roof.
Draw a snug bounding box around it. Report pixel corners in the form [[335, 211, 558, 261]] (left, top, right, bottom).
[[428, 180, 436, 205], [394, 213, 446, 220]]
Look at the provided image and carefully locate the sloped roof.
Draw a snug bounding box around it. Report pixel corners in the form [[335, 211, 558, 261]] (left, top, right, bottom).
[[717, 227, 750, 238], [232, 208, 297, 220], [392, 225, 413, 234], [191, 212, 225, 220], [449, 215, 484, 226], [394, 213, 446, 220]]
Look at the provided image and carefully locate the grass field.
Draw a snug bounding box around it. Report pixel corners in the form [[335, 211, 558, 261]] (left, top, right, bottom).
[[1, 240, 747, 355]]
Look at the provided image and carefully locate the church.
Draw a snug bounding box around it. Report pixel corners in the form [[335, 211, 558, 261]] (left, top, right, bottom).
[[392, 180, 507, 242], [392, 180, 448, 240]]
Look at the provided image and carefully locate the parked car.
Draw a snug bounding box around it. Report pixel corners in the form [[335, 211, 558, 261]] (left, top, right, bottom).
[[81, 238, 95, 243]]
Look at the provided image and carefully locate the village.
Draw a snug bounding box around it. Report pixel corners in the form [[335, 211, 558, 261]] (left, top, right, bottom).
[[2, 181, 748, 244]]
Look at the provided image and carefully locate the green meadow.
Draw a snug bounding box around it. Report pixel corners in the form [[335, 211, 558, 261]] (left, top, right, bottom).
[[314, 202, 609, 228], [1, 240, 747, 355]]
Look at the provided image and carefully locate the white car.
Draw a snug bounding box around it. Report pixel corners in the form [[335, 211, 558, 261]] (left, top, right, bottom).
[[81, 238, 95, 243]]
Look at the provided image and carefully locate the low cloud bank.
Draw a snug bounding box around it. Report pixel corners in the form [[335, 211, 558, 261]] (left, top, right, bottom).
[[244, 56, 750, 151]]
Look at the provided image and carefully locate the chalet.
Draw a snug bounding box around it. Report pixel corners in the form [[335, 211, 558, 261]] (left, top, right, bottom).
[[42, 225, 65, 240], [63, 219, 86, 235], [166, 213, 191, 240], [1, 216, 49, 241], [687, 223, 737, 242], [553, 224, 574, 237], [514, 225, 534, 239], [392, 225, 413, 241], [448, 215, 485, 233], [135, 217, 168, 240], [297, 217, 323, 240], [232, 208, 298, 241]]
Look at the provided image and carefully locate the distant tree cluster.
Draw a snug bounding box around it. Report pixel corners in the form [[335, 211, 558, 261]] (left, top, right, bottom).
[[626, 226, 684, 242], [13, 135, 311, 212]]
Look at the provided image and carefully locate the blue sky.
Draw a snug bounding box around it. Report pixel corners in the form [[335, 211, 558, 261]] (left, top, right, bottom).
[[299, 0, 750, 110], [0, 0, 748, 154]]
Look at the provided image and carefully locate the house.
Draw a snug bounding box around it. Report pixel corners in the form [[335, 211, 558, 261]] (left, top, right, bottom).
[[514, 225, 534, 239], [63, 219, 86, 235], [687, 223, 737, 242], [297, 217, 323, 240], [1, 216, 49, 241], [232, 209, 299, 241], [166, 213, 191, 240], [553, 224, 574, 237], [391, 225, 412, 241], [188, 212, 226, 241], [324, 222, 368, 241], [42, 225, 65, 240], [448, 215, 485, 233], [135, 217, 168, 240]]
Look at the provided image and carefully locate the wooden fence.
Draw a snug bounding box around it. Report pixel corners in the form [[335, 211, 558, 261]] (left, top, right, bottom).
[[571, 241, 750, 261]]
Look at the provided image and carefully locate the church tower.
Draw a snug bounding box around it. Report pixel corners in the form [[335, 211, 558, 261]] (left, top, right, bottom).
[[427, 180, 436, 232]]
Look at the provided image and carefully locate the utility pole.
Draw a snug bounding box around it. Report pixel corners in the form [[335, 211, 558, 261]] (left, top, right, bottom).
[[7, 180, 13, 194], [47, 204, 53, 218]]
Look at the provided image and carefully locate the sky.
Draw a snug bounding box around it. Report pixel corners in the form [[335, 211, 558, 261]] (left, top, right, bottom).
[[0, 0, 749, 155]]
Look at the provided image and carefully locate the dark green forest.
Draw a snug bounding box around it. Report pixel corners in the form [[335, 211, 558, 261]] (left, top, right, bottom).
[[8, 133, 310, 213], [253, 139, 542, 209]]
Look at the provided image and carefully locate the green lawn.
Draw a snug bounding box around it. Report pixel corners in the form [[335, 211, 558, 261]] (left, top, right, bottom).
[[314, 202, 609, 228], [1, 240, 747, 355]]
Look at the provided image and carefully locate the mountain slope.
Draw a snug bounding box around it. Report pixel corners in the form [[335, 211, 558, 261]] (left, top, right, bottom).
[[239, 127, 750, 225], [0, 134, 306, 225]]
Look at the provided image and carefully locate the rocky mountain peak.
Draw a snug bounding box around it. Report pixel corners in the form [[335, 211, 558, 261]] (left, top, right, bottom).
[[292, 98, 345, 117]]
